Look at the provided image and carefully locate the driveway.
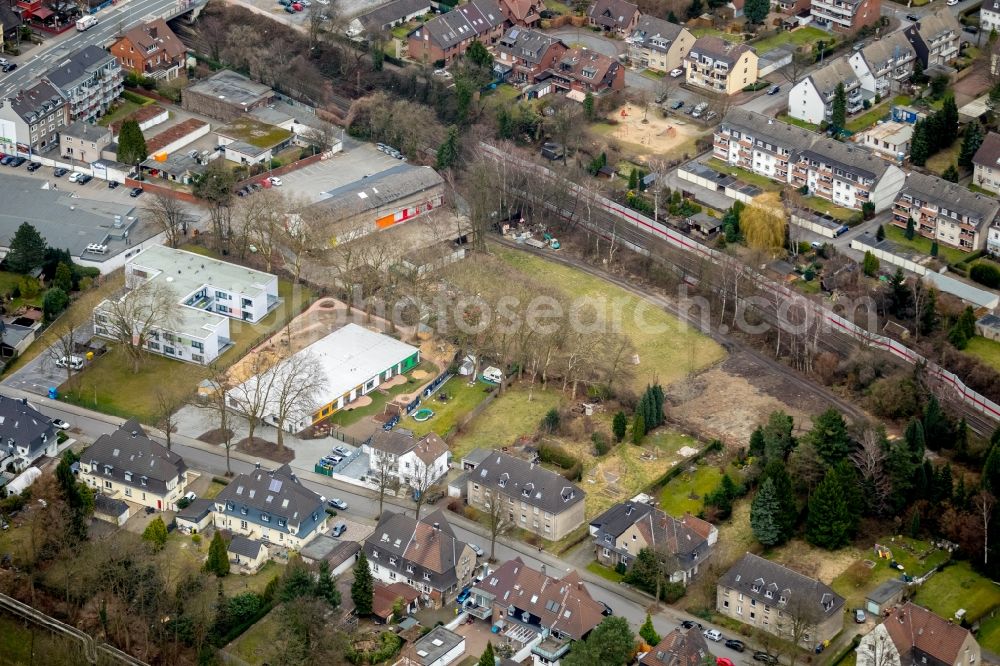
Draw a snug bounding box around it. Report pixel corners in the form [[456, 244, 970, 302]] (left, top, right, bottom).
[[3, 322, 94, 396], [549, 28, 624, 57]]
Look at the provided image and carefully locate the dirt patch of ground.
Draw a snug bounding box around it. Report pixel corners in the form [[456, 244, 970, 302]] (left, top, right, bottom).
[[198, 428, 234, 444], [665, 352, 823, 447], [953, 66, 990, 107], [235, 436, 294, 464], [768, 539, 863, 585], [411, 369, 429, 379], [380, 374, 408, 389], [344, 395, 373, 409], [606, 103, 706, 158]]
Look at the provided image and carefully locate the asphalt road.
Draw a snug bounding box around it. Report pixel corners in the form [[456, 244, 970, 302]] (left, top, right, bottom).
[[0, 0, 190, 99]]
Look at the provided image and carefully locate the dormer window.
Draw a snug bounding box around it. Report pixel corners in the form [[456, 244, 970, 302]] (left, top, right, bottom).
[[124, 471, 132, 482], [389, 556, 397, 565], [226, 502, 234, 511], [140, 476, 147, 486], [423, 572, 431, 581], [752, 584, 761, 593], [241, 506, 248, 515], [765, 590, 773, 599], [278, 519, 286, 527], [261, 513, 270, 522]]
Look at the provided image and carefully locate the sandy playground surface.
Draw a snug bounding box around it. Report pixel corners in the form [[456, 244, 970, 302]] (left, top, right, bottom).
[[607, 104, 704, 157]]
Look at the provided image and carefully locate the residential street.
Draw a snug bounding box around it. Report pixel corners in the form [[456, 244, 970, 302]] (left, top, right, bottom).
[[0, 380, 756, 663]]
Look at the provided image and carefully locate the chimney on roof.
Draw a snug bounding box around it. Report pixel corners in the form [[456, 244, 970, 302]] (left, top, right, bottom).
[[256, 461, 261, 469], [20, 398, 26, 406], [541, 564, 546, 575], [131, 431, 138, 438], [150, 26, 157, 39], [433, 522, 440, 531], [577, 581, 582, 590]]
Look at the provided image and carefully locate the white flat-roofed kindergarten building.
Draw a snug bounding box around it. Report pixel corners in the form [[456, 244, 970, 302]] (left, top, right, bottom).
[[227, 323, 421, 432], [93, 246, 280, 365]]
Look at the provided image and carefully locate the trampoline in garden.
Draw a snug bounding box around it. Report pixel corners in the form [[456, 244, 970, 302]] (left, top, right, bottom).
[[413, 408, 434, 422]]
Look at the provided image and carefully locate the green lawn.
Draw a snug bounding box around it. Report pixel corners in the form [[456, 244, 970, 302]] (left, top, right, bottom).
[[706, 158, 783, 192], [831, 537, 949, 611], [227, 608, 282, 664], [0, 270, 43, 311], [404, 375, 493, 438], [493, 246, 726, 392], [482, 83, 521, 108], [752, 27, 828, 55], [913, 561, 1000, 622], [883, 224, 969, 265], [587, 561, 625, 582], [61, 275, 314, 423], [204, 480, 228, 499], [98, 99, 142, 127], [640, 68, 666, 80], [968, 183, 995, 196], [803, 195, 856, 222], [659, 463, 722, 516], [218, 117, 293, 149], [846, 95, 912, 133], [0, 614, 90, 664], [965, 336, 1000, 373], [391, 24, 410, 40], [925, 138, 962, 177], [778, 114, 822, 132], [450, 384, 563, 461], [977, 610, 1000, 654], [545, 0, 574, 13], [325, 361, 436, 428], [691, 27, 743, 43]]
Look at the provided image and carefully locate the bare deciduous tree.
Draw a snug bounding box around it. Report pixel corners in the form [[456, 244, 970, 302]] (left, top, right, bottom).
[[372, 449, 400, 518], [95, 281, 176, 373], [145, 194, 188, 248], [197, 365, 236, 476], [226, 352, 281, 446], [850, 428, 892, 516], [485, 489, 511, 562], [154, 386, 179, 452], [47, 308, 89, 386], [775, 595, 823, 666], [270, 350, 324, 448], [974, 490, 995, 567]]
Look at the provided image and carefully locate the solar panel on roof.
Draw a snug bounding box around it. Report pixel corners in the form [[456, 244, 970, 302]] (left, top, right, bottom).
[[269, 478, 283, 492], [510, 28, 519, 38]]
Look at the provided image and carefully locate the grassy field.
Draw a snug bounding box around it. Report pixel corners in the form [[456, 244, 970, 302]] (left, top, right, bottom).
[[883, 224, 968, 265], [913, 561, 1000, 622], [325, 361, 436, 428], [752, 27, 827, 55], [219, 117, 293, 149], [846, 95, 912, 133], [706, 158, 783, 192], [0, 270, 43, 311], [482, 83, 521, 108], [61, 275, 314, 422], [778, 114, 821, 132], [587, 561, 625, 582], [965, 336, 1000, 372], [204, 480, 229, 499], [804, 195, 856, 222], [0, 614, 92, 664], [404, 375, 493, 438], [925, 139, 962, 177], [977, 610, 1000, 653], [494, 246, 725, 392], [451, 385, 563, 461], [659, 461, 722, 516], [691, 27, 742, 43], [830, 537, 948, 611], [227, 607, 282, 664]]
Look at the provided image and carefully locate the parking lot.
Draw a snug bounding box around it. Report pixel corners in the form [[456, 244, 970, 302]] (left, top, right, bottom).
[[233, 0, 379, 27], [4, 322, 95, 397]]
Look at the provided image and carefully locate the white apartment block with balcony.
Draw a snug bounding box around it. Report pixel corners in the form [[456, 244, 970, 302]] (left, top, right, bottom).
[[685, 36, 757, 95], [94, 245, 280, 365], [43, 45, 123, 123], [988, 223, 1000, 256], [0, 80, 67, 158], [892, 172, 999, 252], [788, 57, 863, 125], [983, 0, 1000, 32], [713, 109, 905, 212], [848, 33, 917, 100], [904, 10, 961, 68], [811, 0, 880, 32]]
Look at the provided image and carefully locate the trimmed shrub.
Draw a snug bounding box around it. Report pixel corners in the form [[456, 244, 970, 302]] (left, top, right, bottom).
[[970, 262, 1000, 289], [538, 443, 576, 469]]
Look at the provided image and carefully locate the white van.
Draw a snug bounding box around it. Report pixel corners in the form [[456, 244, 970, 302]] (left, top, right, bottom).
[[55, 355, 85, 370], [76, 15, 98, 31], [482, 366, 503, 384]]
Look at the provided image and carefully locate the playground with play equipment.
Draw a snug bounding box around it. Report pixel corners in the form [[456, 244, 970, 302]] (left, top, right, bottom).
[[606, 104, 705, 157]]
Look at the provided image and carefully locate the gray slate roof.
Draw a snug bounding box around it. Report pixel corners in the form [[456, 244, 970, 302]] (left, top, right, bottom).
[[300, 535, 361, 565], [913, 10, 961, 44], [94, 494, 129, 517], [587, 0, 638, 29], [409, 0, 504, 50], [718, 553, 845, 619], [62, 121, 111, 143], [972, 132, 1000, 168], [0, 396, 55, 462], [363, 509, 471, 593], [176, 498, 214, 522], [368, 428, 419, 456], [228, 535, 266, 558], [808, 58, 860, 96], [629, 16, 685, 54], [721, 109, 889, 181], [589, 499, 654, 538], [84, 419, 187, 496], [688, 36, 754, 66], [898, 171, 1000, 224], [859, 32, 915, 71], [471, 450, 585, 515], [6, 80, 65, 124], [497, 27, 563, 66], [357, 0, 432, 32], [217, 463, 326, 530], [44, 45, 117, 94]]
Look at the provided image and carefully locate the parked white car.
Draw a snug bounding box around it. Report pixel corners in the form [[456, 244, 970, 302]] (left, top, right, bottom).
[[268, 176, 283, 186], [704, 629, 723, 642], [669, 68, 683, 78], [68, 172, 83, 183]]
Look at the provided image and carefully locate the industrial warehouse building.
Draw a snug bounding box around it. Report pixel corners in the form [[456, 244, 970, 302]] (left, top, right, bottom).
[[226, 324, 421, 432], [305, 164, 445, 246]]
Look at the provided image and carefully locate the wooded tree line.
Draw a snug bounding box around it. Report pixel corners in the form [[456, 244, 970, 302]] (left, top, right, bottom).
[[1, 463, 348, 665]]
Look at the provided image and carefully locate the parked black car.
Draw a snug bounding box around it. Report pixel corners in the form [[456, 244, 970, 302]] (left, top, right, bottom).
[[78, 174, 92, 184], [1, 63, 16, 73], [599, 601, 614, 616], [725, 639, 746, 652], [53, 168, 68, 177], [680, 620, 703, 630], [905, 13, 919, 20], [9, 157, 25, 167], [26, 162, 41, 172], [129, 187, 144, 198], [754, 652, 778, 664], [108, 180, 119, 189]]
